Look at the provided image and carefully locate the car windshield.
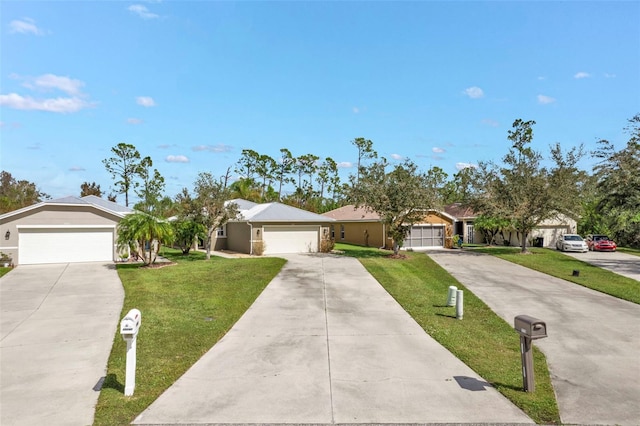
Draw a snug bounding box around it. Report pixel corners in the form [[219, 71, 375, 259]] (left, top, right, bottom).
[[594, 236, 609, 241], [564, 235, 582, 241]]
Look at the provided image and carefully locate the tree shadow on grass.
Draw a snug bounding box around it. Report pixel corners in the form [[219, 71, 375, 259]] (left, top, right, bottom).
[[99, 373, 124, 393]]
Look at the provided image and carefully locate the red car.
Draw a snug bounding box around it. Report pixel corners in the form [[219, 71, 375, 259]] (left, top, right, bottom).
[[586, 235, 617, 252]]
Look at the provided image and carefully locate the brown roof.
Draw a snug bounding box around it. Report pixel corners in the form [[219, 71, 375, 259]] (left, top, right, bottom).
[[444, 203, 476, 219], [322, 205, 382, 221]]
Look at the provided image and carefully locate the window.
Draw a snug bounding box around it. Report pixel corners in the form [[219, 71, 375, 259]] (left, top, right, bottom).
[[330, 225, 335, 239], [216, 225, 227, 238], [340, 224, 345, 240]]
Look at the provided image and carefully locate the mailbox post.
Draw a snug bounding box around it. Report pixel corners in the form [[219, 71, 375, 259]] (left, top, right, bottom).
[[514, 315, 547, 392], [120, 309, 141, 396]]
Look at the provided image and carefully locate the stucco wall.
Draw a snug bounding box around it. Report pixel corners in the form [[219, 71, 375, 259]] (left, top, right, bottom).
[[226, 222, 251, 254], [332, 221, 389, 248]]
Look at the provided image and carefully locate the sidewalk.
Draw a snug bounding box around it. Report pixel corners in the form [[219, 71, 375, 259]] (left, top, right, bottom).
[[134, 253, 532, 425], [428, 250, 640, 426]]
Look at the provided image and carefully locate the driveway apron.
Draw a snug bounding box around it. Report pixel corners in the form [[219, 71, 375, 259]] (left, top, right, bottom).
[[428, 250, 640, 426], [0, 263, 124, 426], [134, 253, 532, 425], [562, 250, 640, 282]]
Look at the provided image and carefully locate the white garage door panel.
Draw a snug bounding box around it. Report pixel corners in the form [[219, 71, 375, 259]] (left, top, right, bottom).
[[263, 226, 319, 255], [19, 228, 114, 264]]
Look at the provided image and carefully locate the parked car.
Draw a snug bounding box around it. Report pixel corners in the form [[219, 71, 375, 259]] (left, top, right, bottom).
[[586, 234, 617, 252], [556, 234, 589, 252]]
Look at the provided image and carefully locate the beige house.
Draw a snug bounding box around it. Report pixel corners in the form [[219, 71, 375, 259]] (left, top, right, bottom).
[[322, 205, 456, 250], [211, 199, 334, 255], [0, 195, 133, 265]]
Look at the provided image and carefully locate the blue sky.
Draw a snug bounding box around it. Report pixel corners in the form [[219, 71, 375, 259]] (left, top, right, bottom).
[[1, 1, 639, 204]]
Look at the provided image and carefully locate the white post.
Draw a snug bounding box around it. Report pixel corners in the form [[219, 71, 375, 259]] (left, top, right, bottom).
[[124, 337, 137, 396], [456, 290, 464, 320], [446, 286, 458, 306]]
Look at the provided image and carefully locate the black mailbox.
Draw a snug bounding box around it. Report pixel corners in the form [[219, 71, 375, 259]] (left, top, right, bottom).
[[514, 315, 547, 340]]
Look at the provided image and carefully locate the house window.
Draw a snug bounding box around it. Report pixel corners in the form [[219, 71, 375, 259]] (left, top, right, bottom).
[[330, 225, 335, 239], [340, 224, 345, 240], [216, 225, 227, 238]]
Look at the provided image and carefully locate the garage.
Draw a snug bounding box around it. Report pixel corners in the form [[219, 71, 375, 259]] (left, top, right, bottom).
[[262, 225, 319, 255], [405, 225, 444, 249], [18, 227, 115, 265]]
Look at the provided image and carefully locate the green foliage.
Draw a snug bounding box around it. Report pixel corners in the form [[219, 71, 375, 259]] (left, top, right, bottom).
[[80, 181, 103, 197], [350, 157, 443, 255], [592, 114, 640, 247], [0, 171, 49, 213], [116, 212, 174, 265], [336, 243, 560, 424], [469, 119, 585, 253], [134, 157, 166, 214], [102, 143, 148, 207], [474, 215, 512, 245], [172, 219, 206, 254]]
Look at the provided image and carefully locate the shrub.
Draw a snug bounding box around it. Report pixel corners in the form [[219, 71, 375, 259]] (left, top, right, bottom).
[[320, 236, 335, 253], [252, 240, 266, 256]]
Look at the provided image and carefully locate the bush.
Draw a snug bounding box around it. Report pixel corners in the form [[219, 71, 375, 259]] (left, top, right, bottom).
[[252, 240, 266, 256], [320, 236, 335, 253]]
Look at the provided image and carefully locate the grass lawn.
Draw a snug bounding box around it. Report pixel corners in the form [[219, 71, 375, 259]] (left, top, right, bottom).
[[93, 249, 285, 426], [0, 267, 11, 278], [472, 247, 640, 304], [618, 247, 640, 256], [335, 243, 560, 425]]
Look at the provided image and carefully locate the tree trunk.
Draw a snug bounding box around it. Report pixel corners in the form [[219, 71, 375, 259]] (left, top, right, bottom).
[[206, 228, 214, 260], [521, 232, 529, 253]]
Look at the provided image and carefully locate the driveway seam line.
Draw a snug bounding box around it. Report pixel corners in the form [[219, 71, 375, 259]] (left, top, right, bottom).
[[321, 256, 336, 424]]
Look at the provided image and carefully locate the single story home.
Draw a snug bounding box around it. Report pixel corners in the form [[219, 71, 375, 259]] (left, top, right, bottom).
[[0, 195, 133, 265], [322, 205, 456, 250], [211, 199, 334, 255]]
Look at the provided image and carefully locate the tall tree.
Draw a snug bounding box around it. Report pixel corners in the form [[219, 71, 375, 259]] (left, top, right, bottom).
[[350, 158, 442, 255], [0, 171, 49, 213], [229, 177, 262, 202], [316, 157, 339, 201], [102, 143, 147, 207], [469, 119, 585, 253], [255, 154, 277, 200], [134, 157, 165, 214], [193, 170, 240, 260], [235, 149, 260, 180], [275, 148, 295, 201], [592, 114, 640, 247], [80, 182, 103, 197], [352, 137, 377, 183]]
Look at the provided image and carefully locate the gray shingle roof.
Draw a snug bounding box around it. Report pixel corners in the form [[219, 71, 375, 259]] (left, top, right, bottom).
[[239, 202, 334, 222], [0, 195, 132, 220]]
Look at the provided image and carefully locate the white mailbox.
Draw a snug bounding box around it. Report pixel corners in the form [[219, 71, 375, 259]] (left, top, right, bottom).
[[119, 308, 142, 396], [120, 309, 141, 339]]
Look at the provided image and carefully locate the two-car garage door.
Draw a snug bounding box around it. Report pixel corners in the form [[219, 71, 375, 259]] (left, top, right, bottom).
[[18, 227, 115, 265], [262, 226, 319, 255]]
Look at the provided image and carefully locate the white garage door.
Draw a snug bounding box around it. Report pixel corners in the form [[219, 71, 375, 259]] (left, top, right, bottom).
[[18, 227, 114, 264], [262, 226, 319, 255], [405, 225, 444, 248]]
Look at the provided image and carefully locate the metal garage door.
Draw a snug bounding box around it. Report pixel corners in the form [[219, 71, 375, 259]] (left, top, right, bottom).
[[405, 225, 444, 248], [262, 226, 319, 255], [18, 227, 114, 264]]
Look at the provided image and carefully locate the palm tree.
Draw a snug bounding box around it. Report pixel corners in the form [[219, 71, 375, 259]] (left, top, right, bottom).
[[117, 212, 174, 265]]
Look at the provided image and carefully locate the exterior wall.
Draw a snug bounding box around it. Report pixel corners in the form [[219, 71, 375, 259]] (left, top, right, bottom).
[[0, 205, 121, 266], [251, 221, 330, 254], [331, 221, 390, 248], [226, 222, 251, 254]]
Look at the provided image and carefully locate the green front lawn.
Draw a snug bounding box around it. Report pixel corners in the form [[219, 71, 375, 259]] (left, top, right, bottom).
[[0, 267, 11, 278], [94, 249, 285, 426], [472, 247, 640, 304], [335, 243, 560, 425], [618, 247, 640, 256]]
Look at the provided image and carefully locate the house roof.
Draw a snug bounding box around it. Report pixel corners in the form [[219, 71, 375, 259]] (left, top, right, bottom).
[[238, 202, 334, 223], [226, 198, 259, 213], [444, 203, 476, 219], [322, 205, 382, 221], [0, 195, 133, 220]]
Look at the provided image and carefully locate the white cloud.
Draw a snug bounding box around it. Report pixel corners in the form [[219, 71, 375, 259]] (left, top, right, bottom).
[[455, 162, 477, 171], [192, 144, 233, 153], [127, 118, 143, 124], [432, 147, 445, 154], [574, 72, 590, 79], [390, 153, 404, 160], [352, 107, 360, 114], [136, 96, 156, 107], [463, 86, 484, 99], [604, 73, 617, 78], [537, 95, 556, 104], [166, 155, 190, 163], [25, 74, 85, 96], [337, 161, 353, 168], [69, 166, 86, 172], [537, 76, 546, 81], [9, 18, 44, 35], [482, 118, 499, 127], [0, 93, 93, 113], [128, 5, 159, 19]]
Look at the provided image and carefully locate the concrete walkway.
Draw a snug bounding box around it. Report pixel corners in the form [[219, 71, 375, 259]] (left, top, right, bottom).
[[0, 263, 124, 426], [428, 250, 640, 426], [134, 253, 532, 425]]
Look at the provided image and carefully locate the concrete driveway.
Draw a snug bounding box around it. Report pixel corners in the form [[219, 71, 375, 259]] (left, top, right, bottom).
[[134, 253, 532, 425], [428, 250, 640, 426], [0, 263, 124, 426], [560, 249, 640, 281]]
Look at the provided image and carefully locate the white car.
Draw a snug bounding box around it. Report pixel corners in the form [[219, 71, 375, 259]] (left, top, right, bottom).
[[556, 234, 589, 252]]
